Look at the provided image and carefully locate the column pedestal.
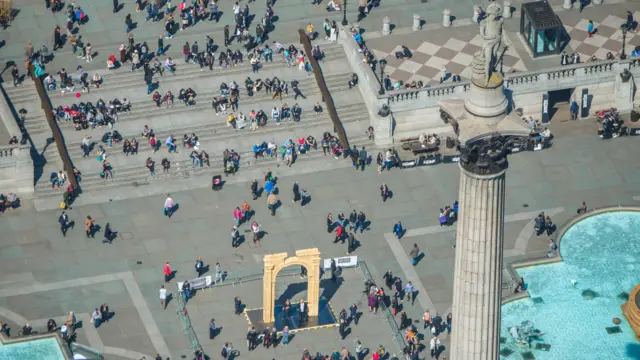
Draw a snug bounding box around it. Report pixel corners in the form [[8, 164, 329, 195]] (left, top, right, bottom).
[[450, 165, 506, 360]]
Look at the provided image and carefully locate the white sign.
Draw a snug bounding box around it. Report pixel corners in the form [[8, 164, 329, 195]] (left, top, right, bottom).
[[323, 256, 358, 270]]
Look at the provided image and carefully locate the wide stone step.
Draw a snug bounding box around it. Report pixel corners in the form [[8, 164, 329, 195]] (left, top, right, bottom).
[[23, 73, 349, 125], [10, 46, 346, 103], [68, 109, 368, 169], [35, 136, 374, 197], [64, 103, 366, 160]]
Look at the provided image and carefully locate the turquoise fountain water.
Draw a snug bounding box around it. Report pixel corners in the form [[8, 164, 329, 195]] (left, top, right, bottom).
[[0, 337, 65, 360], [500, 211, 640, 359]]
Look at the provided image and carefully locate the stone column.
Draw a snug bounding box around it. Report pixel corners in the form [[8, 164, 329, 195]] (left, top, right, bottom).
[[412, 14, 421, 31], [450, 163, 507, 360], [382, 17, 391, 35], [502, 1, 512, 19], [443, 9, 452, 28], [472, 5, 480, 23], [563, 0, 572, 10]]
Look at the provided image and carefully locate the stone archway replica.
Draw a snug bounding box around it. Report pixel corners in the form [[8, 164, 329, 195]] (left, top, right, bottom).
[[262, 248, 322, 323]]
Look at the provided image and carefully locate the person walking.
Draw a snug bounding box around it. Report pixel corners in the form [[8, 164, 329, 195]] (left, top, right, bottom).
[[59, 211, 70, 236], [292, 80, 306, 100], [84, 216, 95, 238], [380, 183, 389, 202], [347, 232, 355, 254], [91, 308, 101, 328], [358, 146, 367, 171], [215, 262, 223, 283], [164, 194, 175, 217], [349, 304, 358, 325], [163, 262, 172, 282], [404, 281, 415, 304], [233, 206, 242, 227], [357, 211, 366, 233], [292, 182, 301, 203], [330, 258, 337, 283], [209, 318, 216, 339], [409, 243, 420, 266], [195, 257, 204, 277], [267, 190, 278, 216], [587, 20, 595, 37], [11, 65, 20, 87], [159, 285, 167, 309], [393, 221, 404, 239]]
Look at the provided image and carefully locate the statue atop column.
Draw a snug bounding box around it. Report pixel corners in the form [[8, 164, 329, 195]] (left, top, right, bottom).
[[472, 0, 510, 83]]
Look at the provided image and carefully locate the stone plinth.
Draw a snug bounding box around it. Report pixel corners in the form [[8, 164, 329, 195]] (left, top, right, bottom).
[[412, 14, 421, 31], [464, 72, 508, 125], [615, 71, 635, 112], [503, 1, 512, 19], [382, 17, 391, 35], [450, 165, 506, 360], [443, 9, 452, 28]]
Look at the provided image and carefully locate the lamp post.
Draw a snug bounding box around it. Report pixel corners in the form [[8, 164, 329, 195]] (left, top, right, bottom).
[[620, 24, 628, 60], [341, 0, 348, 26], [378, 59, 387, 95]]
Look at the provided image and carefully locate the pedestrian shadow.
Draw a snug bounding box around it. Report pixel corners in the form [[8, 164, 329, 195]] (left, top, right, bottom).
[[300, 195, 311, 207], [165, 293, 173, 308], [200, 264, 210, 275], [361, 220, 371, 232], [169, 203, 179, 217], [233, 234, 245, 248], [415, 252, 425, 265], [75, 320, 84, 329], [168, 270, 178, 281], [115, 3, 125, 13], [0, 40, 5, 49]]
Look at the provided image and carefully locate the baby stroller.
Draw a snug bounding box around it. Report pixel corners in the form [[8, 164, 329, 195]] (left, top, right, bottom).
[[212, 174, 223, 190]]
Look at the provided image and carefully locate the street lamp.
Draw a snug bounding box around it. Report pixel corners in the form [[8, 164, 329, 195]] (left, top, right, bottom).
[[378, 59, 387, 95], [620, 24, 629, 60], [341, 0, 348, 26]]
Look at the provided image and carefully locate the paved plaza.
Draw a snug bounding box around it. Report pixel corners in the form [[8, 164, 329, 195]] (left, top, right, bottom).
[[0, 119, 640, 359], [1, 0, 640, 358]]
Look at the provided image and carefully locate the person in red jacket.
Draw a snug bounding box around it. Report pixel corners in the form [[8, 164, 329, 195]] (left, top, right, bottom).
[[334, 224, 344, 243], [163, 262, 172, 282]]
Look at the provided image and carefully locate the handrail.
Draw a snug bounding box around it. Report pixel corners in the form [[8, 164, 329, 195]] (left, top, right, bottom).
[[29, 65, 79, 191], [298, 29, 350, 150]]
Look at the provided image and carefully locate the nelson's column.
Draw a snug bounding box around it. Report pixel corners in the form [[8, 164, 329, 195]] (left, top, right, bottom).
[[447, 1, 530, 359]]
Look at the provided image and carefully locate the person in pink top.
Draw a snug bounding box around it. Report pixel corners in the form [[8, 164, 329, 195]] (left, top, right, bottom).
[[164, 194, 175, 217], [233, 207, 242, 227]]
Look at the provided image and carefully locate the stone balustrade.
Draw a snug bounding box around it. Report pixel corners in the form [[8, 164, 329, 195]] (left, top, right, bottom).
[[381, 58, 640, 112]]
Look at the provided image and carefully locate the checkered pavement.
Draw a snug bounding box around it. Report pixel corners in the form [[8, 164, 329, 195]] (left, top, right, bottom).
[[366, 10, 640, 86], [564, 12, 640, 61], [369, 30, 527, 85]]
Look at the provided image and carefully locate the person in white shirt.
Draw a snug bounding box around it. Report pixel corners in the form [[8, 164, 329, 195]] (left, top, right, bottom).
[[159, 285, 167, 309], [236, 112, 246, 129], [430, 337, 441, 357]]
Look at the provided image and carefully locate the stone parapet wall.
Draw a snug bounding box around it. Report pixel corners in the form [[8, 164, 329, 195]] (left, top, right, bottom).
[[0, 144, 35, 196], [381, 58, 640, 113]]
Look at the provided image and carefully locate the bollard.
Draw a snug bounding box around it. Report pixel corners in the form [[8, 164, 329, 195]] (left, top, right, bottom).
[[563, 0, 572, 10], [503, 1, 511, 19], [382, 16, 391, 35], [412, 14, 421, 31], [443, 9, 451, 28], [472, 5, 480, 23]]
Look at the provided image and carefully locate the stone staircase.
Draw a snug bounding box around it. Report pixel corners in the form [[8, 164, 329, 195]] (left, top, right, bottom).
[[8, 43, 346, 106], [5, 40, 374, 203]]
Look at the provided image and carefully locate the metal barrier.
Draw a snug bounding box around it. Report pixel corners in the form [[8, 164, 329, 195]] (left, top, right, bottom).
[[298, 29, 350, 150], [357, 260, 408, 360]]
